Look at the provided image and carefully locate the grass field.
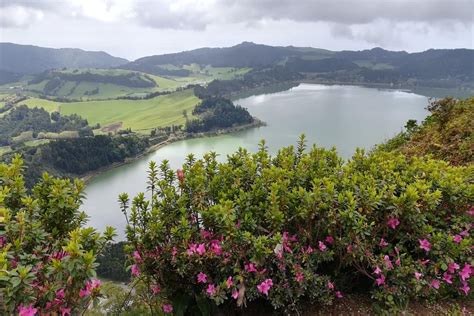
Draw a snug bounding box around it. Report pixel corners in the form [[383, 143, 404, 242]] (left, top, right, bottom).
[[20, 98, 61, 112], [60, 89, 199, 132]]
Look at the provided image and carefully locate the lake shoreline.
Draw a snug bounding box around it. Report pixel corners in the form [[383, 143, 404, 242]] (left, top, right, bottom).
[[81, 118, 265, 184]]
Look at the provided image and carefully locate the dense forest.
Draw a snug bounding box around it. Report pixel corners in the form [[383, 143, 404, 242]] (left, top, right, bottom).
[[185, 97, 254, 133], [0, 105, 91, 145]]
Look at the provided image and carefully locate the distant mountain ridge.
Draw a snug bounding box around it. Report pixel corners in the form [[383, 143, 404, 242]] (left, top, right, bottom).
[[0, 43, 128, 74]]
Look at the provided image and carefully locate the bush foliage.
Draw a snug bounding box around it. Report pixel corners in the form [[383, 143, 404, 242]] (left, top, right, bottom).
[[121, 136, 473, 314], [0, 155, 115, 315]]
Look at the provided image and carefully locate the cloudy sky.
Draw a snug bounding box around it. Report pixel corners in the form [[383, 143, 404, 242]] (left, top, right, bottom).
[[0, 0, 472, 60]]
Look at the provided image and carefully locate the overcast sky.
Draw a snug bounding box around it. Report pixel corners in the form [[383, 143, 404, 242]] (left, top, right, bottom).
[[0, 0, 472, 60]]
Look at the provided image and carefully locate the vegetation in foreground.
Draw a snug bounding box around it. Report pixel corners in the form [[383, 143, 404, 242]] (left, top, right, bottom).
[[116, 136, 472, 315], [378, 97, 473, 165], [0, 156, 115, 315]]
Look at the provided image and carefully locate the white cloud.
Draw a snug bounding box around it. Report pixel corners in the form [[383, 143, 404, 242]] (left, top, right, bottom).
[[0, 5, 44, 28]]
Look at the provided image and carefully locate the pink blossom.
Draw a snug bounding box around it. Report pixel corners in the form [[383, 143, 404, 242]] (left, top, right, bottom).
[[163, 304, 173, 313], [325, 236, 334, 245], [201, 230, 212, 239], [152, 285, 161, 295], [60, 307, 71, 316], [226, 276, 233, 289], [379, 238, 388, 248], [196, 243, 206, 255], [460, 281, 470, 295], [460, 229, 469, 237], [467, 206, 474, 216], [346, 244, 353, 253], [90, 279, 101, 289], [133, 250, 142, 263], [187, 243, 197, 255], [375, 274, 385, 286], [305, 246, 314, 254], [131, 264, 141, 277], [387, 218, 400, 229], [55, 288, 65, 300], [414, 272, 423, 280], [197, 272, 208, 283], [245, 263, 257, 273], [210, 240, 222, 255], [443, 272, 453, 284], [453, 235, 463, 244], [373, 266, 382, 275], [395, 258, 401, 266], [420, 259, 430, 266], [172, 247, 177, 260], [232, 290, 239, 299], [257, 279, 273, 296], [430, 279, 440, 289], [459, 264, 472, 281], [448, 262, 460, 273], [18, 304, 37, 316], [79, 288, 90, 298], [384, 255, 393, 270], [419, 239, 432, 252], [295, 272, 304, 283], [206, 284, 217, 296], [335, 291, 343, 298], [327, 281, 334, 290], [318, 241, 327, 251]]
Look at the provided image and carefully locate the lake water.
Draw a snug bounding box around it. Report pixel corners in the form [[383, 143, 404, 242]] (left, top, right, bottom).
[[82, 84, 429, 239]]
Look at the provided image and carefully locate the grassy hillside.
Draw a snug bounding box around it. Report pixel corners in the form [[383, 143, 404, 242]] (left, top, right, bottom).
[[60, 89, 199, 132], [378, 97, 473, 165]]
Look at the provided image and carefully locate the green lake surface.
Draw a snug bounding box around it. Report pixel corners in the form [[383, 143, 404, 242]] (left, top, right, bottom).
[[82, 84, 429, 238]]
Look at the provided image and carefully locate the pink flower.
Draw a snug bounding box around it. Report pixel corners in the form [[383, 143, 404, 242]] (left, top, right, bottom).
[[163, 304, 173, 313], [210, 240, 222, 255], [60, 307, 71, 316], [384, 255, 393, 270], [419, 239, 431, 252], [226, 276, 233, 289], [395, 258, 401, 266], [18, 304, 37, 316], [318, 241, 327, 251], [459, 264, 472, 281], [443, 272, 453, 284], [201, 230, 212, 239], [467, 207, 474, 216], [305, 246, 314, 254], [420, 259, 430, 266], [131, 264, 141, 277], [325, 236, 334, 245], [414, 272, 423, 280], [327, 281, 334, 290], [453, 235, 463, 244], [133, 251, 142, 263], [346, 244, 353, 253], [460, 229, 469, 237], [152, 285, 161, 295], [448, 262, 460, 273], [460, 281, 470, 295], [206, 284, 217, 296], [387, 218, 400, 229], [373, 266, 382, 275], [335, 291, 343, 298], [187, 243, 197, 255], [197, 272, 208, 283], [90, 279, 101, 289], [176, 169, 184, 183], [375, 274, 385, 286], [196, 243, 206, 255], [232, 290, 239, 299], [79, 288, 90, 298], [245, 263, 257, 273], [257, 279, 273, 296], [379, 238, 388, 248], [55, 288, 65, 300], [430, 279, 440, 289], [295, 272, 304, 283]]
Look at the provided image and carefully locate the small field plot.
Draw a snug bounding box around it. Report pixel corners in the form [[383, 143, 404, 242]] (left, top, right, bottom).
[[60, 89, 200, 132]]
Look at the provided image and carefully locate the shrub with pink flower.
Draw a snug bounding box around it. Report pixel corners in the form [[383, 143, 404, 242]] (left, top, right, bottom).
[[120, 140, 473, 314]]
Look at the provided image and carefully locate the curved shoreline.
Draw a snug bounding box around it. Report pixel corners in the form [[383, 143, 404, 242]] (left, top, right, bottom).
[[81, 119, 265, 184]]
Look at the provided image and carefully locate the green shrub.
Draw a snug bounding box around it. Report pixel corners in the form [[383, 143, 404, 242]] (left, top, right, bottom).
[[0, 155, 115, 315], [121, 137, 473, 314]]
